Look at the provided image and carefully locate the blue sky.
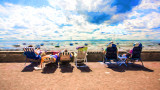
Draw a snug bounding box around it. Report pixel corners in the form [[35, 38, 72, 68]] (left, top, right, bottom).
[[0, 0, 160, 40]]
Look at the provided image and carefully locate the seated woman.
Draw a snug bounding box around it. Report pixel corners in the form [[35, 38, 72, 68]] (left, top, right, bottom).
[[41, 54, 59, 65], [34, 54, 60, 70], [123, 42, 142, 63]]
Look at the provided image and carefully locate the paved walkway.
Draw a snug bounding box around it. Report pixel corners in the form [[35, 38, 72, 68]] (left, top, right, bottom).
[[0, 62, 160, 90]]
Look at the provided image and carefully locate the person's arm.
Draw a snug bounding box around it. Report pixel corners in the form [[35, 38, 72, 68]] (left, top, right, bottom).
[[70, 53, 73, 57], [103, 50, 106, 54], [103, 48, 107, 54], [35, 50, 40, 55]]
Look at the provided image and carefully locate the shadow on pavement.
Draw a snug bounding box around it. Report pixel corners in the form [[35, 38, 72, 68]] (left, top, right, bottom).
[[107, 63, 154, 72], [77, 63, 92, 72], [41, 63, 58, 74], [59, 63, 74, 73], [21, 62, 39, 72]]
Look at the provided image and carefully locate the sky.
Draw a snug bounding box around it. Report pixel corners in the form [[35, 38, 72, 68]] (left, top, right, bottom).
[[0, 0, 160, 40]]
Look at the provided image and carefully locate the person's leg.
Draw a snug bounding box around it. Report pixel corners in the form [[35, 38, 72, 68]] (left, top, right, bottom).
[[34, 55, 50, 70], [56, 57, 60, 66]]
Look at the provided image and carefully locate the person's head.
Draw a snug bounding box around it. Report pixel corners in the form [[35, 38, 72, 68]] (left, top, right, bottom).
[[107, 43, 112, 47], [133, 42, 142, 48], [133, 42, 139, 47], [64, 49, 68, 52], [107, 41, 113, 47], [35, 45, 40, 49], [110, 41, 113, 44], [28, 45, 33, 47]]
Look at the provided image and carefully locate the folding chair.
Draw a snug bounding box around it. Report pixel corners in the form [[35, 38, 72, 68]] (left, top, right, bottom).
[[118, 55, 127, 66], [75, 47, 88, 67], [23, 47, 41, 66], [60, 51, 72, 62], [130, 44, 144, 66], [41, 55, 58, 68], [103, 44, 119, 65]]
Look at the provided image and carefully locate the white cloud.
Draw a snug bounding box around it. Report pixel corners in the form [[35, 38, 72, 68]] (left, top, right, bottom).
[[48, 0, 77, 11], [48, 0, 116, 15], [123, 12, 160, 30], [0, 0, 160, 40], [134, 0, 160, 10]]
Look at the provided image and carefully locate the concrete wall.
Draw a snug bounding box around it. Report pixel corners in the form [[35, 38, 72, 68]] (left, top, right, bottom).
[[0, 51, 160, 62]]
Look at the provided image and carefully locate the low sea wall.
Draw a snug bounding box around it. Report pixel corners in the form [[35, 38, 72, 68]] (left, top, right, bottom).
[[0, 51, 160, 62]]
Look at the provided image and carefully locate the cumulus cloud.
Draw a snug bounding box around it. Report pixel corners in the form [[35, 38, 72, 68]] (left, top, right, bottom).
[[48, 0, 141, 25], [0, 0, 160, 40]]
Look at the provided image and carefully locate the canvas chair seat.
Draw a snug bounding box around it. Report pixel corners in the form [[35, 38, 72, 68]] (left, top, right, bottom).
[[23, 47, 41, 66], [77, 51, 87, 59], [60, 52, 72, 61], [129, 43, 143, 66], [103, 44, 120, 66], [75, 47, 88, 67]]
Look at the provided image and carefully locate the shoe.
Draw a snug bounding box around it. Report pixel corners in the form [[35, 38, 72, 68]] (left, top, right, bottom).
[[128, 61, 132, 64], [34, 67, 42, 70]]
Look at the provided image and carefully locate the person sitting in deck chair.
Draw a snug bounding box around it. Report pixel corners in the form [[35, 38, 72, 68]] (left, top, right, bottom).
[[103, 41, 119, 63], [40, 54, 59, 68], [27, 45, 46, 58], [34, 45, 46, 57], [122, 42, 143, 65], [59, 49, 73, 63], [103, 41, 118, 54], [23, 45, 47, 70]]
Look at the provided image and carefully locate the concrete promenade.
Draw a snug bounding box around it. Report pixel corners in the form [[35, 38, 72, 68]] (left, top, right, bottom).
[[0, 62, 160, 90]]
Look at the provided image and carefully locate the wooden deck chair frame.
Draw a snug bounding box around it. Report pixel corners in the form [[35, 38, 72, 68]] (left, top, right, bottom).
[[103, 46, 119, 65], [129, 47, 144, 66], [75, 47, 88, 67], [40, 55, 57, 68], [60, 52, 72, 62], [23, 47, 41, 66]]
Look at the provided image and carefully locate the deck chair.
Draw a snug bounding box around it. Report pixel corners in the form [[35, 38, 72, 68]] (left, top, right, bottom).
[[130, 43, 144, 66], [60, 51, 72, 62], [41, 55, 58, 68], [103, 44, 119, 64], [75, 47, 88, 67], [23, 47, 41, 66]]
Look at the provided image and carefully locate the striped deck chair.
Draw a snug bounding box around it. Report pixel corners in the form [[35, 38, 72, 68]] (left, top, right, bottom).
[[23, 47, 41, 65], [75, 47, 88, 67], [60, 51, 72, 62]]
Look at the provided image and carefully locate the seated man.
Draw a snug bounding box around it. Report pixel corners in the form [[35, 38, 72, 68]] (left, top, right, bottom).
[[34, 45, 46, 57], [103, 41, 118, 54], [25, 45, 47, 70], [103, 41, 118, 62], [59, 49, 73, 63], [28, 45, 46, 57]]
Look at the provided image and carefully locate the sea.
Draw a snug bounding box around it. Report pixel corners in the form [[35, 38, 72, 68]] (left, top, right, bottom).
[[0, 40, 160, 51]]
